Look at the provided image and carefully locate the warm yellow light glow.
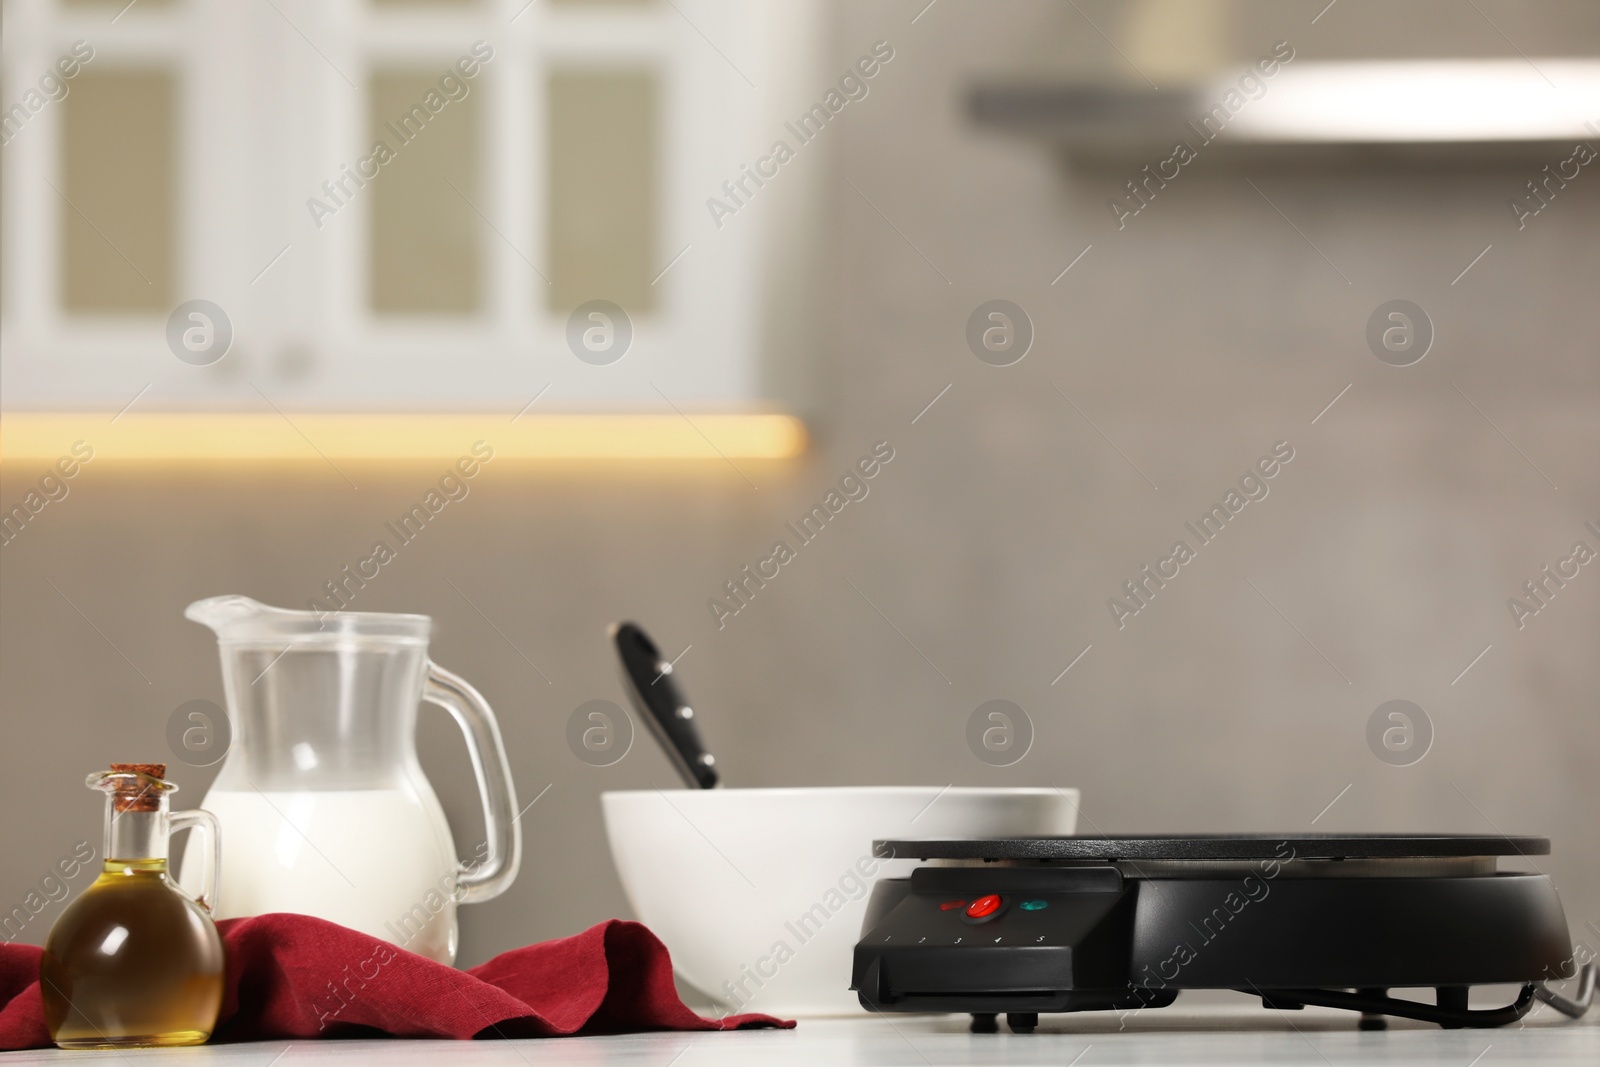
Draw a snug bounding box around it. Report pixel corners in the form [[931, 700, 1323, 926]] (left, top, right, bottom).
[[0, 413, 807, 463]]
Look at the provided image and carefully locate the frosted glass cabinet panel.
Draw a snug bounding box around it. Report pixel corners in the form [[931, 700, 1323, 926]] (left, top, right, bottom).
[[61, 69, 176, 313], [547, 69, 657, 315], [367, 67, 483, 316]]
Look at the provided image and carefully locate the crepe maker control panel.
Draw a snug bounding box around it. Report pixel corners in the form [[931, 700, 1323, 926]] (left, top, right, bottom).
[[851, 866, 1154, 1015]]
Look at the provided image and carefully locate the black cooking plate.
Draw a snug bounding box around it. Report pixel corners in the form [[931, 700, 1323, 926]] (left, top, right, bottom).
[[874, 833, 1549, 861]]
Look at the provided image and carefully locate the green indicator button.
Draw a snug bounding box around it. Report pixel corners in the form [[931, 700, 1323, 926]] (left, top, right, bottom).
[[1019, 899, 1049, 911]]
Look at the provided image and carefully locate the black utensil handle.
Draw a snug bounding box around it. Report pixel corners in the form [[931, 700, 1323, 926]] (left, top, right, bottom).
[[611, 622, 719, 789]]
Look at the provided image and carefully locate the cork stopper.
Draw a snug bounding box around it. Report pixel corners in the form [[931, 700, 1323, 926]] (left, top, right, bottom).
[[108, 763, 168, 813]]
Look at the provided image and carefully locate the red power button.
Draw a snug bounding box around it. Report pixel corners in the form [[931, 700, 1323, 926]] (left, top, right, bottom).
[[964, 894, 1003, 920]]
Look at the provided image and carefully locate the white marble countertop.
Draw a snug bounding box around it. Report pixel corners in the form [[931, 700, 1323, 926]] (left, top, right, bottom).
[[5, 1005, 1596, 1065]]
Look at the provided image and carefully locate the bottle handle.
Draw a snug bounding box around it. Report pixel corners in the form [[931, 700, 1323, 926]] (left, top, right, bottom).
[[423, 661, 522, 905], [170, 808, 220, 913]]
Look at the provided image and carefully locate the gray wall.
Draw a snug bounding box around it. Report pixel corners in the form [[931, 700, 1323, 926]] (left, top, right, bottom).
[[3, 0, 1597, 978]]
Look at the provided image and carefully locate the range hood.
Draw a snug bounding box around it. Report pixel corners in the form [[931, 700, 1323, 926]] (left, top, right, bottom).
[[971, 59, 1600, 160]]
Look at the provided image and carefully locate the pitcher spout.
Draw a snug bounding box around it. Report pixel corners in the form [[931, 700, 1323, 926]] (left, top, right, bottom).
[[185, 595, 274, 635], [185, 594, 431, 644]]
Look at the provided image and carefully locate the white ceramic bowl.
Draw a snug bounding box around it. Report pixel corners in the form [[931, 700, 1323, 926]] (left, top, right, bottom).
[[601, 786, 1078, 1016]]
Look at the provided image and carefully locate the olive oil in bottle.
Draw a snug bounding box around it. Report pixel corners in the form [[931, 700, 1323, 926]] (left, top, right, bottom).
[[41, 763, 225, 1049]]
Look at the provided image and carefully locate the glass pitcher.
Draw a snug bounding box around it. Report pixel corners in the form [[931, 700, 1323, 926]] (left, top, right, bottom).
[[179, 595, 520, 965]]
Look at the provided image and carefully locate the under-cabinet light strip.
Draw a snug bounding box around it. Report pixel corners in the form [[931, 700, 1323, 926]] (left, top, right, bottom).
[[0, 413, 807, 462]]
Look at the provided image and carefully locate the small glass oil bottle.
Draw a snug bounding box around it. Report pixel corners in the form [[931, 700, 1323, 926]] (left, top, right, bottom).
[[41, 763, 225, 1049]]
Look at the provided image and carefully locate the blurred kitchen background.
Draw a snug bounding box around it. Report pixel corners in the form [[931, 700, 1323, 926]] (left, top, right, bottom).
[[2, 0, 1597, 973]]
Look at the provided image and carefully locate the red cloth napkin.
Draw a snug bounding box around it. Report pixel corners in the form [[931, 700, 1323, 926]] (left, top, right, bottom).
[[0, 914, 792, 1049]]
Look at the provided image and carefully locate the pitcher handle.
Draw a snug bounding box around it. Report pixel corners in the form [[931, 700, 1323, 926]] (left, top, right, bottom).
[[424, 662, 522, 904], [170, 809, 221, 914]]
